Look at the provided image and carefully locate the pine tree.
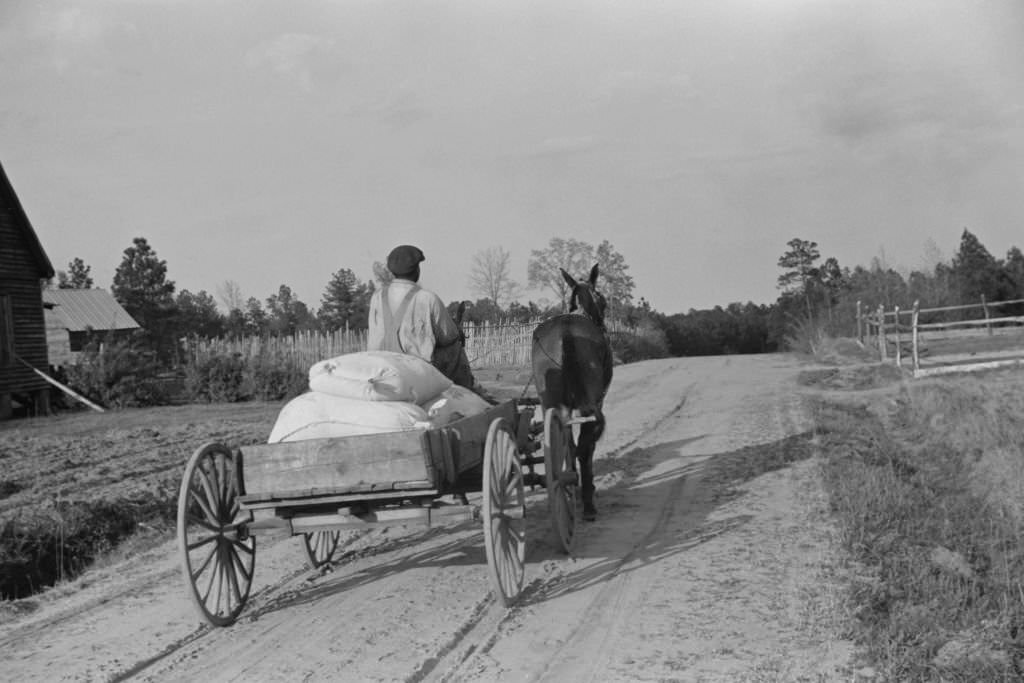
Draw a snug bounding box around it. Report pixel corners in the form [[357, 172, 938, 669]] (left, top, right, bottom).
[[318, 268, 374, 331]]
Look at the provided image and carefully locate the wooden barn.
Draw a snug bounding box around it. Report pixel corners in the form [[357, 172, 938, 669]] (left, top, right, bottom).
[[0, 161, 55, 418], [43, 288, 140, 367]]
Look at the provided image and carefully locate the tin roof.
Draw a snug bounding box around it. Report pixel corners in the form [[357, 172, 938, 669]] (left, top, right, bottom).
[[42, 289, 141, 332]]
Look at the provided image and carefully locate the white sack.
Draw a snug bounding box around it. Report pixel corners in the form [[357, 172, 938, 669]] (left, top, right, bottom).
[[308, 351, 452, 403], [421, 385, 492, 426], [268, 391, 430, 443]]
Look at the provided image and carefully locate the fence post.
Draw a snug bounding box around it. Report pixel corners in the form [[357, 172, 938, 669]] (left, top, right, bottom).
[[912, 300, 920, 373], [856, 300, 862, 343], [894, 305, 901, 367], [982, 294, 992, 335], [877, 304, 886, 360]]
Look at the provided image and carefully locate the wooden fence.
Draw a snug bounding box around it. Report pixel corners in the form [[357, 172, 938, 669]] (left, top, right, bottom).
[[858, 297, 1024, 377], [191, 318, 638, 371]]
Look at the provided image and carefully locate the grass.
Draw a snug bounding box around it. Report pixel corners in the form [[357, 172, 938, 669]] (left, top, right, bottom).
[[811, 370, 1024, 680]]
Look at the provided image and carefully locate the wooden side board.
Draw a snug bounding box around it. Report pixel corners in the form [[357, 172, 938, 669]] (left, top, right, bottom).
[[239, 400, 524, 501], [241, 429, 435, 500]]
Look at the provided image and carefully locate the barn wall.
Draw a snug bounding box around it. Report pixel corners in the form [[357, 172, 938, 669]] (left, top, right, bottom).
[[0, 209, 49, 394]]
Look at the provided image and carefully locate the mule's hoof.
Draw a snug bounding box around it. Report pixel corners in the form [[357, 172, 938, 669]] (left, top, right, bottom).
[[583, 510, 597, 522]]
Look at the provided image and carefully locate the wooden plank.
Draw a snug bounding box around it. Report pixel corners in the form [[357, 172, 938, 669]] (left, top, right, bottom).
[[239, 487, 438, 508], [914, 357, 1024, 379], [241, 430, 434, 498]]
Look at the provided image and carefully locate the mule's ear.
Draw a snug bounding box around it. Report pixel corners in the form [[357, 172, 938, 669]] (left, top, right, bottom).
[[589, 263, 600, 286], [561, 268, 578, 288]]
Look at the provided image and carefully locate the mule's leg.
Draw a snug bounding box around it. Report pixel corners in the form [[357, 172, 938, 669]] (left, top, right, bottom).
[[577, 421, 598, 521]]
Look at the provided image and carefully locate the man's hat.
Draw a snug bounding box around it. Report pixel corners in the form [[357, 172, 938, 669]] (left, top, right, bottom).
[[387, 245, 425, 277]]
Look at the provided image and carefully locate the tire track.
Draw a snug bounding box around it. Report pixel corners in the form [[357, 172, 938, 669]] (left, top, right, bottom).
[[418, 382, 696, 683]]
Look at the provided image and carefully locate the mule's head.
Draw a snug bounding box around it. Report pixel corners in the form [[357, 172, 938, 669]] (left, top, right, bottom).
[[561, 264, 607, 328]]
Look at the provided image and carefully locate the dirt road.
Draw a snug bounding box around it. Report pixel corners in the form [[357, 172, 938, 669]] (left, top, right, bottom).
[[0, 354, 855, 682]]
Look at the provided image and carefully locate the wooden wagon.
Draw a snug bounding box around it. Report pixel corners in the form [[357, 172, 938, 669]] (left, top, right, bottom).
[[176, 398, 580, 627]]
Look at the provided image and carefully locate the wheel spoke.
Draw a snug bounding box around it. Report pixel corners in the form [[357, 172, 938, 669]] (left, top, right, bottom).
[[195, 466, 222, 519], [187, 512, 220, 533], [225, 546, 243, 607], [189, 481, 219, 524], [227, 541, 253, 580], [187, 532, 219, 552], [230, 537, 255, 556], [216, 454, 229, 516], [199, 545, 220, 603], [190, 541, 218, 580]]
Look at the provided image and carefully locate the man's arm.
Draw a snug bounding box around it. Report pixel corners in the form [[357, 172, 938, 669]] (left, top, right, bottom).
[[429, 294, 462, 347]]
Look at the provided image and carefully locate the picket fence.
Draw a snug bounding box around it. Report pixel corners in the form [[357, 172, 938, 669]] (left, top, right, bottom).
[[191, 318, 636, 371]]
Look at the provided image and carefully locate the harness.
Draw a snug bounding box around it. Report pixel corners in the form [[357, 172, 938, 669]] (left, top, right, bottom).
[[379, 284, 420, 353]]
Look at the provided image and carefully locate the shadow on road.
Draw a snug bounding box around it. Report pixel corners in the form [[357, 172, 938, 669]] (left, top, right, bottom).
[[520, 430, 817, 605]]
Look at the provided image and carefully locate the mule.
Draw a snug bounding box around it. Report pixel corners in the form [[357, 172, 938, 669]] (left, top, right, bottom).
[[531, 264, 613, 521]]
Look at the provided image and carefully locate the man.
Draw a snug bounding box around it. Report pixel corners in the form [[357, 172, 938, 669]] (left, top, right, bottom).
[[367, 245, 480, 393]]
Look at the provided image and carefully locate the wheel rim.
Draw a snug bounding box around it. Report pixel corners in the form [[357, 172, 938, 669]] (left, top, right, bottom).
[[544, 408, 578, 554], [177, 442, 255, 627], [482, 418, 526, 606], [303, 530, 342, 570]]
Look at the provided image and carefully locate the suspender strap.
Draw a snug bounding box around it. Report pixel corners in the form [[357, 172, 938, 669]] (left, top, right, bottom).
[[380, 284, 420, 353]]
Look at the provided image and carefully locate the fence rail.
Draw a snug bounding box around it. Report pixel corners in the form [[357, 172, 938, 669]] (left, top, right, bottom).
[[857, 298, 1024, 377]]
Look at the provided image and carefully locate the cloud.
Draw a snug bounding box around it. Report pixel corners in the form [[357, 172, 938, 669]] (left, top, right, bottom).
[[245, 33, 335, 90], [33, 7, 136, 72]]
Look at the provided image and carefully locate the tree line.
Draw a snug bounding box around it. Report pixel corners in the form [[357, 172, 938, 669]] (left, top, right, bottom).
[[50, 237, 641, 365], [53, 228, 1020, 363]]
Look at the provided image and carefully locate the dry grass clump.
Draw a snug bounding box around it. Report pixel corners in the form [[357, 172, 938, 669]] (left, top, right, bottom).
[[798, 364, 908, 391], [813, 375, 1024, 680]]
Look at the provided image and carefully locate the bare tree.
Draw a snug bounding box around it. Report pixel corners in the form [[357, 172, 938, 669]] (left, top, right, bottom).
[[528, 238, 595, 311], [217, 279, 245, 312], [468, 246, 520, 308]]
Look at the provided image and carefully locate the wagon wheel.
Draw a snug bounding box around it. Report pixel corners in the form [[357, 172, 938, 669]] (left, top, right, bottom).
[[177, 442, 255, 627], [302, 530, 343, 570], [544, 407, 578, 554], [482, 417, 526, 606]]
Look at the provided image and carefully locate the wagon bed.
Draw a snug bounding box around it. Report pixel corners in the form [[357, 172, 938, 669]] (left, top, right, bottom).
[[177, 398, 580, 627]]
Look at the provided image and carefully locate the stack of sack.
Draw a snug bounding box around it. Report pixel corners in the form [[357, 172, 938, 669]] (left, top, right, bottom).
[[268, 351, 492, 443]]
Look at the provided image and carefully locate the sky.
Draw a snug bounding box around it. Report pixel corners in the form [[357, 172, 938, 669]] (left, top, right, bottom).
[[2, 0, 1023, 315]]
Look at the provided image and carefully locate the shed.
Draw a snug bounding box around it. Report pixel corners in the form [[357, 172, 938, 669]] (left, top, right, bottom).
[[0, 161, 55, 418], [43, 288, 141, 366]]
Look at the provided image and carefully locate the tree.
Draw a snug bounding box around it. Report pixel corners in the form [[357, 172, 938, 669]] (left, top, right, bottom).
[[111, 237, 178, 362], [468, 246, 520, 308], [216, 280, 245, 313], [176, 289, 225, 339], [818, 256, 846, 323], [595, 240, 635, 319], [528, 238, 596, 311], [265, 285, 317, 335], [243, 297, 267, 336], [318, 268, 374, 331], [952, 229, 1001, 303], [776, 238, 821, 319], [57, 257, 94, 289]]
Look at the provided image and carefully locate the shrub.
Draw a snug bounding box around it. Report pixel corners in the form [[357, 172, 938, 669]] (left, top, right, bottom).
[[244, 351, 307, 401], [0, 495, 176, 600], [184, 352, 248, 403], [64, 337, 170, 409], [609, 324, 670, 364]]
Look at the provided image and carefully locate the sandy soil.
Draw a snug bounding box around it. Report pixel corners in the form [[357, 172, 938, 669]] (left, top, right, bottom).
[[0, 354, 855, 682]]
